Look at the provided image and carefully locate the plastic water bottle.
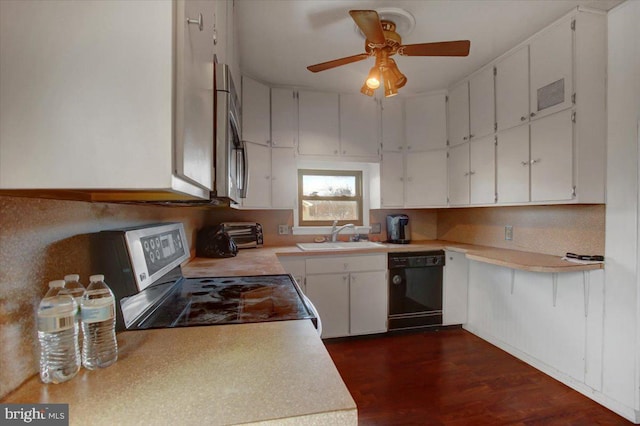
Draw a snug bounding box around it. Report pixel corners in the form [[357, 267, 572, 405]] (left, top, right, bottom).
[[81, 274, 118, 369], [64, 274, 85, 346], [37, 280, 80, 384]]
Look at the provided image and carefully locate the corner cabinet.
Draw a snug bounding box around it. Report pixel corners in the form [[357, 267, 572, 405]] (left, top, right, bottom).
[[304, 254, 387, 339], [0, 0, 217, 201]]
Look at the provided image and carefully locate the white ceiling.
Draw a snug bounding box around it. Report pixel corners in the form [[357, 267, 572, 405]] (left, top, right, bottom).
[[236, 0, 622, 97]]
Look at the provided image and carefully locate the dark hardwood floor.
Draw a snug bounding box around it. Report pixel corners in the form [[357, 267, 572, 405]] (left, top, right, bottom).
[[324, 328, 632, 425]]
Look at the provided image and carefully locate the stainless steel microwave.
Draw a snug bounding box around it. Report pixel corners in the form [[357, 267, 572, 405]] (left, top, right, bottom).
[[214, 63, 247, 203]]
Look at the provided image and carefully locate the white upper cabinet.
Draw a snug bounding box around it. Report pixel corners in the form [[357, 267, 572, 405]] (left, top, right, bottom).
[[380, 152, 404, 208], [339, 94, 379, 157], [405, 150, 448, 207], [270, 147, 297, 209], [448, 143, 470, 206], [0, 0, 213, 200], [405, 93, 447, 151], [271, 88, 297, 148], [496, 125, 530, 203], [529, 17, 573, 120], [447, 81, 470, 147], [297, 91, 340, 156], [381, 97, 404, 152], [469, 67, 495, 140], [469, 136, 496, 205], [530, 109, 573, 202], [241, 76, 270, 146], [496, 46, 530, 131], [242, 142, 272, 208]]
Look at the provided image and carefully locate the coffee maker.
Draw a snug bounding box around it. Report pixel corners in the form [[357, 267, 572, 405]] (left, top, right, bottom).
[[386, 214, 411, 244]]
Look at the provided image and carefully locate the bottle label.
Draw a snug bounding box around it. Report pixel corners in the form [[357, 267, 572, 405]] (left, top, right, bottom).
[[38, 314, 75, 332], [81, 301, 115, 323]]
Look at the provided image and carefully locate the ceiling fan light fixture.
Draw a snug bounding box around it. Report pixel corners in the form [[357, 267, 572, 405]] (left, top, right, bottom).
[[360, 81, 375, 96], [382, 67, 398, 97], [365, 65, 381, 89], [388, 59, 407, 89]]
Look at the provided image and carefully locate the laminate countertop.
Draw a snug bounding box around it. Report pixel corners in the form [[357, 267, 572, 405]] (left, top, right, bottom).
[[2, 321, 357, 426], [183, 240, 603, 277]]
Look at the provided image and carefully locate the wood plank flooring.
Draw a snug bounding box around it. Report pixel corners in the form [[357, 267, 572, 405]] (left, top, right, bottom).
[[324, 328, 631, 425]]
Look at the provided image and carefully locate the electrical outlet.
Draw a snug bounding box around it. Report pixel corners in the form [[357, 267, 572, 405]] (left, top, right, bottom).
[[278, 224, 289, 235], [371, 223, 382, 234], [505, 225, 513, 241]]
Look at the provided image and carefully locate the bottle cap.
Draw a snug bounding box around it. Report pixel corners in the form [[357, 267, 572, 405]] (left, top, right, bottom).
[[89, 274, 105, 282], [48, 280, 65, 288], [64, 274, 80, 282]]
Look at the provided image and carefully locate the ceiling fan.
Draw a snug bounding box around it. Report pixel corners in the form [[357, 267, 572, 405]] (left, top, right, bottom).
[[307, 9, 471, 97]]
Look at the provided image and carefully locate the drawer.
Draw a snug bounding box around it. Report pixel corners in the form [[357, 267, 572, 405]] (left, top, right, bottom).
[[306, 254, 386, 274], [278, 257, 306, 277]]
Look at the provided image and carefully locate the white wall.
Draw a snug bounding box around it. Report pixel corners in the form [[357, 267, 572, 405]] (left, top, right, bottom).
[[603, 0, 640, 418]]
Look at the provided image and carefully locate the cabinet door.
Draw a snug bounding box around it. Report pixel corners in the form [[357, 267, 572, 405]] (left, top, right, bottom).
[[530, 18, 573, 120], [298, 91, 340, 156], [497, 125, 530, 203], [213, 0, 227, 66], [448, 143, 470, 205], [278, 257, 306, 293], [271, 147, 296, 209], [350, 271, 388, 335], [530, 109, 573, 202], [380, 152, 404, 208], [305, 274, 350, 338], [340, 94, 379, 157], [175, 0, 215, 190], [405, 93, 447, 151], [381, 97, 404, 152], [241, 76, 270, 146], [496, 46, 529, 131], [443, 250, 469, 326], [271, 88, 296, 148], [242, 142, 271, 208], [469, 135, 496, 205], [447, 81, 470, 146], [405, 150, 448, 207], [469, 67, 495, 140]]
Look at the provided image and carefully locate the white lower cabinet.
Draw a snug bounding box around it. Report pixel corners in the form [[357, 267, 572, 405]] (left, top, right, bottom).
[[443, 250, 469, 325], [301, 254, 387, 339]]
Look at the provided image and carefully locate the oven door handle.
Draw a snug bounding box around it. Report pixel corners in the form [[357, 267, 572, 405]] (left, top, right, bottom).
[[302, 294, 322, 337]]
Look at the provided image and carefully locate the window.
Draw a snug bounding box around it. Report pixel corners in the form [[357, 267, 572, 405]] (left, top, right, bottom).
[[298, 169, 363, 226]]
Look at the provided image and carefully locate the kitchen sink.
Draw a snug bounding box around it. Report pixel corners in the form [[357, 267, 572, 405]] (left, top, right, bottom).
[[296, 241, 385, 251]]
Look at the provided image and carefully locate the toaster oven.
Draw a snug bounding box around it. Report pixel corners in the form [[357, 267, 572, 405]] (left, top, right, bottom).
[[220, 222, 263, 249]]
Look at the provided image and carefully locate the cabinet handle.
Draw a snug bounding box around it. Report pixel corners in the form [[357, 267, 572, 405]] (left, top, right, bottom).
[[469, 134, 475, 139], [521, 116, 527, 121], [343, 263, 348, 270], [399, 177, 404, 182], [265, 175, 270, 179], [213, 29, 218, 45], [463, 136, 468, 141], [530, 112, 536, 118], [187, 13, 204, 31], [469, 171, 476, 175], [464, 172, 470, 177], [334, 150, 338, 155], [521, 161, 529, 166], [530, 158, 541, 165]]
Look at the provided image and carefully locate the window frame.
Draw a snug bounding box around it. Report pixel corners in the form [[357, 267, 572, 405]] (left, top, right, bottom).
[[297, 169, 364, 227]]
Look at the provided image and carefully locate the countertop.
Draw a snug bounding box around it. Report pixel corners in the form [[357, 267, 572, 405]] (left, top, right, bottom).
[[183, 240, 603, 276], [2, 321, 357, 426]]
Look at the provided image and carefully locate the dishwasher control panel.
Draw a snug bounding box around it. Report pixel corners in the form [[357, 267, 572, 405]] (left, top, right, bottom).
[[388, 250, 445, 269]]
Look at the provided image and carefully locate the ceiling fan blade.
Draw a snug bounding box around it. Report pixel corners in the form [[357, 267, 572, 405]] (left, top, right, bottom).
[[349, 10, 386, 45], [400, 40, 471, 57], [307, 53, 370, 73]]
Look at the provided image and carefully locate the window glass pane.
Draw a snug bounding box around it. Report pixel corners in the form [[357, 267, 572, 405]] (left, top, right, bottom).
[[301, 200, 360, 221], [302, 175, 357, 197]]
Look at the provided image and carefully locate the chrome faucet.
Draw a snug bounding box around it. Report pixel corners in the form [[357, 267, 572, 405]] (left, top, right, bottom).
[[330, 220, 355, 242]]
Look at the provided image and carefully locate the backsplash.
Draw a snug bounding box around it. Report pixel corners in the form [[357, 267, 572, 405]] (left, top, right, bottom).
[[0, 196, 208, 399], [0, 196, 603, 399], [437, 204, 605, 256]]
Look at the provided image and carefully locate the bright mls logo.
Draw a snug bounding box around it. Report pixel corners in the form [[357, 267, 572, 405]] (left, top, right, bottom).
[[1, 404, 68, 425]]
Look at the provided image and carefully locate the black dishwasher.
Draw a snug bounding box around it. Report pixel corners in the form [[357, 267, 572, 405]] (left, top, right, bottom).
[[388, 251, 445, 330]]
